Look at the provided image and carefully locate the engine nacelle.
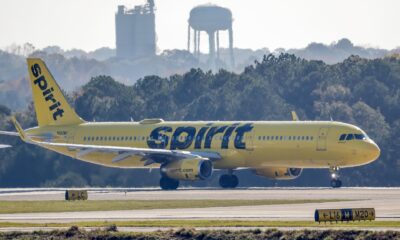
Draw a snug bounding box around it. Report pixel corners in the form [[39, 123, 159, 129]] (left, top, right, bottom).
[[254, 167, 302, 180], [160, 158, 213, 181]]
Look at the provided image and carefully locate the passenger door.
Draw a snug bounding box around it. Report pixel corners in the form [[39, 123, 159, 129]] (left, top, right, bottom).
[[316, 127, 329, 151]]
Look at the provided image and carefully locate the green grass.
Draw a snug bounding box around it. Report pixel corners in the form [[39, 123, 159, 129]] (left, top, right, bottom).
[[0, 199, 346, 214], [0, 220, 399, 228]]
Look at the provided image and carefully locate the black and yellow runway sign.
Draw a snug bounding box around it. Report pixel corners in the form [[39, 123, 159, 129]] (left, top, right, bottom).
[[315, 208, 375, 222]]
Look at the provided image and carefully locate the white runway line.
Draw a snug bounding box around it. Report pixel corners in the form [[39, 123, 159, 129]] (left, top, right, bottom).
[[0, 188, 399, 223]]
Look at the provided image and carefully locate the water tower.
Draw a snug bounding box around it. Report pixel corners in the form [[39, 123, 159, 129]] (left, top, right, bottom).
[[188, 4, 234, 70]]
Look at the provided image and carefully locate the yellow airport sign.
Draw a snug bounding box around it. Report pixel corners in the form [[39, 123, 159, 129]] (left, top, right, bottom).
[[315, 208, 375, 222], [65, 190, 88, 201]]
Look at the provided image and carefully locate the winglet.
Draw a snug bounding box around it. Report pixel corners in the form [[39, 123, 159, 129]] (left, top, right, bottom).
[[291, 111, 299, 121], [10, 116, 28, 142]]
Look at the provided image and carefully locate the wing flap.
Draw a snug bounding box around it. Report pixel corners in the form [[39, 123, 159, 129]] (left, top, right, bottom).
[[35, 141, 220, 166]]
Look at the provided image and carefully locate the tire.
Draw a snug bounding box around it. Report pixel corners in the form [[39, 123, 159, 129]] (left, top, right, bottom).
[[331, 179, 342, 188], [230, 175, 239, 188], [219, 174, 231, 188], [160, 177, 179, 190], [219, 174, 239, 188]]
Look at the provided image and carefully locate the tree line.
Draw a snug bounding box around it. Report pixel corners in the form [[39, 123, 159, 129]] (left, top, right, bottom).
[[0, 53, 399, 187]]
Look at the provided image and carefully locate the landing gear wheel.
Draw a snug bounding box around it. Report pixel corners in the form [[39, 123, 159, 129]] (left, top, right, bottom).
[[160, 176, 179, 190], [329, 166, 342, 188], [219, 174, 239, 188], [330, 179, 342, 188]]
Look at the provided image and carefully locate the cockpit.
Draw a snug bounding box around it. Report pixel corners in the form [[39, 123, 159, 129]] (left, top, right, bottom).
[[339, 133, 368, 141]]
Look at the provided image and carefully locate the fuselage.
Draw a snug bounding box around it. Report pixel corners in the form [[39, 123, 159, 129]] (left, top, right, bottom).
[[25, 120, 380, 170]]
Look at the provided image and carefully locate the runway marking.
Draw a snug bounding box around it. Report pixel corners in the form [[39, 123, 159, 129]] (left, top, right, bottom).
[[0, 199, 348, 214]]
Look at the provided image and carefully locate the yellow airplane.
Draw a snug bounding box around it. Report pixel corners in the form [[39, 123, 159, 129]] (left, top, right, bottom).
[[0, 58, 380, 189]]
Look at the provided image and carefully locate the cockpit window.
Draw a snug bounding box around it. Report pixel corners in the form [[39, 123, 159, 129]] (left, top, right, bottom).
[[339, 132, 368, 142], [346, 134, 354, 140], [339, 134, 346, 141], [354, 134, 366, 140]]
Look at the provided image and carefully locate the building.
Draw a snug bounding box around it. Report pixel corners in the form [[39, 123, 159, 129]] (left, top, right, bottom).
[[115, 0, 156, 59]]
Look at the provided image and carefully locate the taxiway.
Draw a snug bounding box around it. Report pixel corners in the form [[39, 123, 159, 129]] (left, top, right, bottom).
[[0, 188, 399, 223]]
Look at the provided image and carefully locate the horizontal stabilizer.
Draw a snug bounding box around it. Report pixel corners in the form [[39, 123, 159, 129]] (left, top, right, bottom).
[[10, 116, 28, 142], [0, 131, 19, 136], [0, 144, 11, 149]]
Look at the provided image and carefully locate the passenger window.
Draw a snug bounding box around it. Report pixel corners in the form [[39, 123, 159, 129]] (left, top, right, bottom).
[[280, 136, 283, 140], [346, 134, 354, 140], [297, 136, 301, 140], [306, 136, 309, 140], [339, 134, 346, 141]]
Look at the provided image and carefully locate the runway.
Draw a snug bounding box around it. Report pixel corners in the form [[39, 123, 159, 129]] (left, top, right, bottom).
[[0, 188, 399, 223]]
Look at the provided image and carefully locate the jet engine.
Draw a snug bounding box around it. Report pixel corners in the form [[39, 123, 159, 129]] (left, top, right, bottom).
[[160, 158, 213, 181], [254, 167, 302, 180]]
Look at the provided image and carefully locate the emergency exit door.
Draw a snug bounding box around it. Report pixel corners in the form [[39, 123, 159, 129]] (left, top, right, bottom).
[[316, 127, 329, 151]]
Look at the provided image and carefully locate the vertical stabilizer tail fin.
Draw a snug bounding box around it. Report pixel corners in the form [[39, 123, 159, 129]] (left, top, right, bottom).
[[27, 58, 84, 126], [291, 111, 299, 121]]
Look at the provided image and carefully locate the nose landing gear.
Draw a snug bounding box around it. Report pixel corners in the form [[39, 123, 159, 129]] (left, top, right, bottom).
[[330, 166, 342, 188]]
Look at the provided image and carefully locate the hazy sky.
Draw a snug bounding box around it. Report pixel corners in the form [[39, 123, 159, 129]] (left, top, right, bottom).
[[0, 0, 399, 52]]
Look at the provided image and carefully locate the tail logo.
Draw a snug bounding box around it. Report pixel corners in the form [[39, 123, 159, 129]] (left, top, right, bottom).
[[31, 63, 64, 120]]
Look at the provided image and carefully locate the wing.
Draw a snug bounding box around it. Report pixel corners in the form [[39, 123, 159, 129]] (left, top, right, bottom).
[[37, 141, 221, 166], [37, 141, 221, 165]]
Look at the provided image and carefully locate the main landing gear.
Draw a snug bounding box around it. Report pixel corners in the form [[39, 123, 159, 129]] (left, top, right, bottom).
[[219, 170, 239, 188], [330, 166, 342, 188], [160, 176, 179, 190]]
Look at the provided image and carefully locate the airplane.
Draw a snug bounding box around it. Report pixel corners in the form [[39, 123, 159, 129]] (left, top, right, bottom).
[[0, 58, 380, 189]]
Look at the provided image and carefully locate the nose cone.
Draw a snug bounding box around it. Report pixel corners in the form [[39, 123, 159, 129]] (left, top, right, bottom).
[[365, 141, 380, 163]]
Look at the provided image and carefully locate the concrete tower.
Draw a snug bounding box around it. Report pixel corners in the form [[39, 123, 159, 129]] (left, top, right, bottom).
[[115, 0, 156, 59], [188, 4, 234, 70]]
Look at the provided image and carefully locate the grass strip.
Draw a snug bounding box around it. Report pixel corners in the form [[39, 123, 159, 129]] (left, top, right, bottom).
[[0, 220, 399, 228], [0, 199, 347, 214]]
